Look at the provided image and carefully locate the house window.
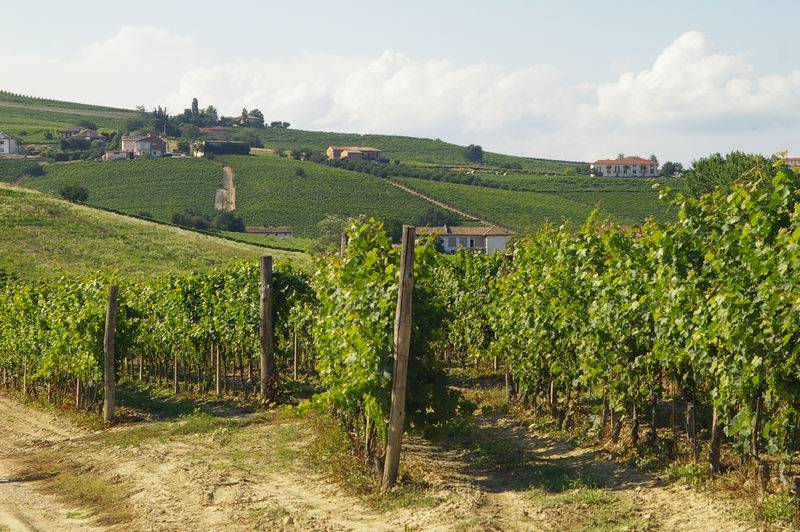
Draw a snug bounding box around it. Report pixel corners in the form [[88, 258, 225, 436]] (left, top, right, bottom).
[[469, 238, 475, 248], [614, 166, 620, 173], [448, 237, 456, 248]]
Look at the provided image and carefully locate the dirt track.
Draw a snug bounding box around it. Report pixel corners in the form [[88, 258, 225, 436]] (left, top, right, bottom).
[[0, 393, 757, 531]]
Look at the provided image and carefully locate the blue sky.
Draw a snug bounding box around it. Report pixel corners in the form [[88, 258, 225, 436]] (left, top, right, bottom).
[[1, 0, 799, 165]]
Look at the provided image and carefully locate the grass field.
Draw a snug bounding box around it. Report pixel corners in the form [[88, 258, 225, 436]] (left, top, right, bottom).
[[394, 177, 609, 232], [473, 174, 685, 225], [248, 128, 585, 173], [0, 104, 128, 143], [0, 184, 307, 281], [20, 158, 222, 222], [218, 155, 468, 237]]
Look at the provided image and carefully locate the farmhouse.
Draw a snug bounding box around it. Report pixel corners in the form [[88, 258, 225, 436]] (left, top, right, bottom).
[[58, 126, 83, 140], [416, 225, 508, 255], [0, 132, 23, 155], [120, 134, 170, 158], [244, 225, 294, 238], [326, 145, 381, 161], [591, 156, 659, 177], [786, 158, 800, 169]]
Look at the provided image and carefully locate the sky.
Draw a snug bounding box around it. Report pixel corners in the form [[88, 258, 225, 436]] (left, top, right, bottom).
[[1, 0, 800, 165]]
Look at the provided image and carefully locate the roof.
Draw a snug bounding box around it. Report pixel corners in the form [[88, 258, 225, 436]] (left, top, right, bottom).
[[0, 132, 20, 141], [592, 156, 658, 166], [59, 126, 83, 133], [328, 145, 381, 152], [199, 126, 228, 132], [415, 225, 508, 237], [245, 226, 293, 234]]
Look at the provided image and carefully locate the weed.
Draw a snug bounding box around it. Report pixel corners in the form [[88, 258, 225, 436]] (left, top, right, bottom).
[[306, 415, 375, 496], [746, 492, 794, 526], [267, 505, 289, 518], [527, 463, 602, 493], [66, 511, 82, 518], [14, 450, 132, 526], [668, 460, 711, 486]]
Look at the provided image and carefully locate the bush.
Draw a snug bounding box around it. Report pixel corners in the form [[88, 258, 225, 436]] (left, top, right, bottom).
[[59, 184, 89, 203]]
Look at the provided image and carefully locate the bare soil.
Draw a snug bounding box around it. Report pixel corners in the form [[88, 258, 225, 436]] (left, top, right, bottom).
[[0, 392, 766, 532], [214, 166, 236, 212]]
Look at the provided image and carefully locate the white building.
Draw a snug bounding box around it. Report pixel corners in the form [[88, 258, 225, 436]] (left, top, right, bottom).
[[0, 132, 23, 155], [591, 156, 659, 177], [120, 134, 170, 158], [416, 225, 509, 254]]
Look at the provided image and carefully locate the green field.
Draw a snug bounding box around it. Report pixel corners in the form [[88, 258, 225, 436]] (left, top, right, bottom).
[[473, 174, 685, 225], [249, 128, 584, 173], [394, 177, 606, 231], [20, 158, 222, 222], [0, 104, 131, 143], [218, 155, 468, 237], [0, 184, 307, 281]]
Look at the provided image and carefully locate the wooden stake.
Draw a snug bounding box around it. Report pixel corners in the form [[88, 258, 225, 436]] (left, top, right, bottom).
[[293, 330, 298, 381], [215, 343, 221, 396], [259, 256, 276, 401], [103, 285, 118, 423], [382, 225, 415, 492]]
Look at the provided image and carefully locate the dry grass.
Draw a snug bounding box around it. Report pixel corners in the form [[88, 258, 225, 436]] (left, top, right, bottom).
[[13, 449, 133, 527]]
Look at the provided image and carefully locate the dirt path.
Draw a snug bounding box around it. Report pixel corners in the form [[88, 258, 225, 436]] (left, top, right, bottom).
[[0, 394, 758, 531], [0, 101, 134, 119], [214, 166, 236, 212], [386, 179, 515, 233]]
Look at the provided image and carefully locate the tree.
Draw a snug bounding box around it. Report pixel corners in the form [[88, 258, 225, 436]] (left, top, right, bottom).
[[463, 144, 483, 163], [649, 154, 658, 163], [622, 164, 630, 176], [191, 98, 199, 120], [248, 109, 264, 128], [618, 153, 625, 160], [204, 105, 218, 126], [241, 108, 248, 127], [77, 119, 97, 131], [59, 184, 88, 203], [180, 124, 201, 140], [213, 211, 245, 232], [660, 161, 684, 177], [685, 152, 775, 197]]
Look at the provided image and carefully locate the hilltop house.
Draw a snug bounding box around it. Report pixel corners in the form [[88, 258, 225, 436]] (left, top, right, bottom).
[[244, 225, 294, 238], [0, 132, 23, 155], [59, 126, 83, 140], [591, 156, 659, 177], [416, 225, 508, 255], [326, 145, 381, 161], [120, 134, 170, 158]]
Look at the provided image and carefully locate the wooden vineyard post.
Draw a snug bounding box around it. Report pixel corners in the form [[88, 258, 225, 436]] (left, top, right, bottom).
[[382, 225, 415, 492], [293, 330, 299, 381], [259, 256, 276, 401], [214, 343, 221, 396], [103, 285, 118, 423], [340, 233, 347, 257]]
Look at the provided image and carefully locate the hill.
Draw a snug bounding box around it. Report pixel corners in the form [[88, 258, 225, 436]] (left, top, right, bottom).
[[20, 157, 222, 222], [217, 155, 470, 237], [0, 184, 307, 281], [248, 128, 585, 173], [395, 174, 685, 230]]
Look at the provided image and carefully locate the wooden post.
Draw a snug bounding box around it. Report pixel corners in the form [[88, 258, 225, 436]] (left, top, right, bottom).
[[340, 233, 347, 257], [259, 256, 276, 401], [173, 353, 179, 395], [293, 330, 299, 381], [214, 343, 221, 396], [103, 285, 118, 423], [382, 225, 415, 491]]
